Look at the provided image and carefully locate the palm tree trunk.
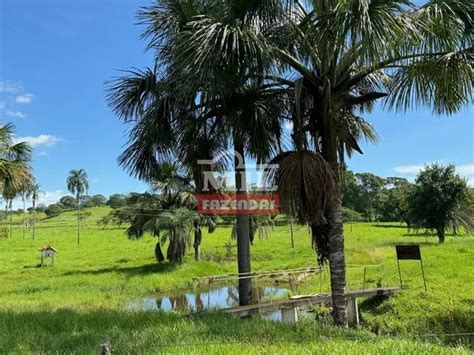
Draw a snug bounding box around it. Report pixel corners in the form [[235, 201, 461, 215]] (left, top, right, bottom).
[[22, 194, 26, 240], [327, 186, 348, 326], [77, 193, 80, 245], [32, 197, 36, 241], [436, 225, 445, 243], [9, 200, 12, 238], [321, 111, 348, 327], [234, 138, 252, 306], [193, 227, 202, 261]]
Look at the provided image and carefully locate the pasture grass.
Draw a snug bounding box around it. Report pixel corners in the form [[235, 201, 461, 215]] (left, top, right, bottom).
[[0, 207, 472, 353]]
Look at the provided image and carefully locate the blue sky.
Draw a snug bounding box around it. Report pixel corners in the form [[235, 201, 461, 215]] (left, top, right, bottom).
[[1, 0, 473, 208]]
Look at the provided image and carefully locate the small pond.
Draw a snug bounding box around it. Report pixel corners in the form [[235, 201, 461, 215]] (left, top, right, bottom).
[[128, 285, 293, 321]]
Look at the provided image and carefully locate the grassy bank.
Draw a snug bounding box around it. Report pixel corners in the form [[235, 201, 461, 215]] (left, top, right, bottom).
[[0, 207, 472, 352]]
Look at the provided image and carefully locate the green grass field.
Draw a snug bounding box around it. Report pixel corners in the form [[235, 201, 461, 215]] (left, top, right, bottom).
[[0, 207, 472, 353]]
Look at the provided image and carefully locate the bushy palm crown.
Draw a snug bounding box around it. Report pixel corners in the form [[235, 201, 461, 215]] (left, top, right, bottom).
[[66, 169, 89, 200], [124, 0, 472, 220], [0, 123, 34, 196]]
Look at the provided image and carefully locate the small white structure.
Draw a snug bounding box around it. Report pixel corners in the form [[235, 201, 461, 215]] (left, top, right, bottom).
[[39, 246, 57, 266]]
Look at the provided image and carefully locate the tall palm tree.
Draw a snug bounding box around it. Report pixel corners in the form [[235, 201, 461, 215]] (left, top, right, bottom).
[[26, 183, 42, 240], [140, 0, 472, 326], [107, 67, 286, 305], [0, 123, 34, 238], [131, 1, 288, 306], [67, 169, 89, 245]]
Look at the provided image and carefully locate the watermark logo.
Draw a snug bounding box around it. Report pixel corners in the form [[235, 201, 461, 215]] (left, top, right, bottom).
[[197, 150, 279, 215], [198, 194, 279, 215]]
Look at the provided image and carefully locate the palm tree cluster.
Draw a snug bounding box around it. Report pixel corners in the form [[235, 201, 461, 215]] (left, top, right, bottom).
[[108, 0, 473, 325], [0, 123, 35, 238]]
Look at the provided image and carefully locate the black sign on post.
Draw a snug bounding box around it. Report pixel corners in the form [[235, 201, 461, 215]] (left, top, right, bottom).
[[395, 245, 427, 291]]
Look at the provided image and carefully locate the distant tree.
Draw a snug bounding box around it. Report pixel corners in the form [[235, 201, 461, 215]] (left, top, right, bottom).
[[106, 194, 127, 209], [67, 169, 89, 245], [80, 195, 93, 208], [26, 184, 43, 240], [98, 208, 131, 229], [45, 204, 62, 218], [408, 164, 472, 243], [59, 195, 76, 209], [90, 194, 106, 207], [355, 173, 386, 222], [342, 208, 364, 223], [35, 203, 46, 213], [341, 170, 363, 212]]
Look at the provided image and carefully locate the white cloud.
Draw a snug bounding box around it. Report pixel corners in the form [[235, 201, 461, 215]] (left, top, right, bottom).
[[6, 110, 26, 119], [15, 94, 34, 104], [11, 190, 66, 209], [14, 134, 62, 148], [456, 164, 474, 176], [37, 151, 48, 157], [394, 163, 474, 187], [393, 164, 425, 174], [0, 81, 23, 94]]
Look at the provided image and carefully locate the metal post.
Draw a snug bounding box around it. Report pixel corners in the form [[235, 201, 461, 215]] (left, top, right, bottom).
[[397, 259, 403, 289], [419, 258, 427, 291]]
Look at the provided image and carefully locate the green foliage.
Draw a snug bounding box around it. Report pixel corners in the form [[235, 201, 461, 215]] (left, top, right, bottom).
[[407, 164, 472, 243], [44, 204, 62, 218], [0, 123, 34, 195], [59, 195, 76, 209], [0, 207, 472, 351], [0, 227, 8, 239], [342, 207, 364, 222], [66, 169, 88, 198], [90, 194, 106, 207], [106, 194, 127, 209]]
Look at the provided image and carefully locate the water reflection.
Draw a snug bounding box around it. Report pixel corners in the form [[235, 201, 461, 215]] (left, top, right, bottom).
[[129, 285, 289, 314]]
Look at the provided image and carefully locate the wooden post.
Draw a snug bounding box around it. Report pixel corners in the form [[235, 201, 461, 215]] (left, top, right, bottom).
[[397, 259, 403, 289], [362, 267, 367, 291], [347, 297, 359, 327], [289, 216, 294, 249], [420, 258, 427, 291], [281, 306, 298, 324]]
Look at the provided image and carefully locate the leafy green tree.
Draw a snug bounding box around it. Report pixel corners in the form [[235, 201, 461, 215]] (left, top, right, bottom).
[[355, 173, 386, 222], [59, 195, 76, 209], [45, 204, 62, 218], [341, 170, 364, 212], [90, 194, 107, 207], [67, 169, 89, 245], [106, 194, 127, 209], [408, 164, 472, 243], [113, 0, 472, 325]]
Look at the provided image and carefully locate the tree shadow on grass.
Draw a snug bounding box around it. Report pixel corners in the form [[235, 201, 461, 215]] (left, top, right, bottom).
[[371, 224, 407, 229], [62, 262, 177, 277]]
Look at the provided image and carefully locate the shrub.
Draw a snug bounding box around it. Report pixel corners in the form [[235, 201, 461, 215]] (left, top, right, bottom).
[[342, 207, 364, 222], [45, 204, 62, 218]]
